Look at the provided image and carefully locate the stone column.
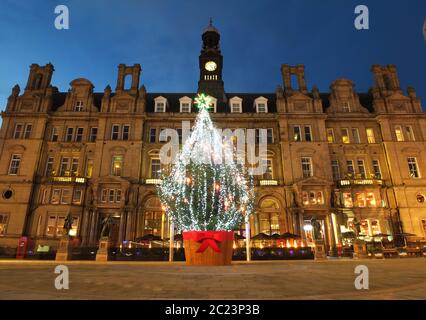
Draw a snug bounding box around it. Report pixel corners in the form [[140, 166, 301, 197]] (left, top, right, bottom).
[[88, 209, 98, 246], [125, 209, 136, 241], [80, 209, 91, 247], [118, 211, 127, 244], [325, 214, 336, 256]]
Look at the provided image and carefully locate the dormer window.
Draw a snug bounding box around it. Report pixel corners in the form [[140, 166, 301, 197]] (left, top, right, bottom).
[[74, 101, 84, 112], [229, 96, 242, 113], [342, 102, 351, 112], [208, 96, 217, 113], [154, 96, 167, 112], [255, 97, 268, 113], [179, 97, 192, 113]]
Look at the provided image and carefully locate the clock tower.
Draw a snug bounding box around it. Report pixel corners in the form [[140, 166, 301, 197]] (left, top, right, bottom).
[[197, 19, 226, 102]]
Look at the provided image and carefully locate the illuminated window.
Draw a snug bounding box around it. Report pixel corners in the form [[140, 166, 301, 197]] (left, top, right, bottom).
[[341, 128, 350, 144], [357, 160, 366, 178], [366, 128, 375, 143], [395, 125, 404, 141], [309, 191, 316, 205], [356, 193, 366, 207], [111, 155, 123, 176], [8, 154, 21, 175], [13, 123, 23, 139], [331, 160, 340, 180], [85, 158, 93, 178], [351, 128, 360, 144], [259, 212, 280, 235], [366, 193, 376, 207], [46, 216, 57, 237], [327, 128, 335, 143], [405, 126, 415, 141], [301, 157, 313, 178], [302, 191, 309, 206], [151, 159, 161, 179], [143, 211, 163, 236], [343, 192, 353, 208], [57, 217, 65, 237], [69, 217, 79, 237], [316, 191, 324, 205], [360, 220, 369, 236], [407, 157, 420, 178], [293, 126, 301, 142], [370, 220, 381, 235], [46, 215, 78, 238], [0, 214, 8, 236]]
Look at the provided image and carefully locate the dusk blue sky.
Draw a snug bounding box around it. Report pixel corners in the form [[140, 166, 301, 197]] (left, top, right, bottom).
[[0, 0, 425, 116]]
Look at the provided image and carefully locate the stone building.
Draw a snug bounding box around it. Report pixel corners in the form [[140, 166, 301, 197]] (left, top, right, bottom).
[[0, 22, 425, 254]]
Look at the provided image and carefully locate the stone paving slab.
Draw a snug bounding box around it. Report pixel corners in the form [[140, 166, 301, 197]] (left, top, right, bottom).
[[0, 259, 425, 300]]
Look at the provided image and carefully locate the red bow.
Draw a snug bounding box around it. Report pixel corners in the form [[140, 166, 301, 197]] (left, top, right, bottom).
[[183, 231, 234, 254], [195, 232, 223, 253]]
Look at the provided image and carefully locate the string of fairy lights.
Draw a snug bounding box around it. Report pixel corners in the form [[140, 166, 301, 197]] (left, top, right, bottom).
[[158, 94, 255, 232]]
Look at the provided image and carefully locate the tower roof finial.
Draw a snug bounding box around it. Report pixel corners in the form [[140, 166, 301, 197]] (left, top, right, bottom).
[[204, 17, 219, 34]]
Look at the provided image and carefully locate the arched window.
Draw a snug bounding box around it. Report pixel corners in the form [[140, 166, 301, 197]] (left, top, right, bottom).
[[257, 198, 280, 235], [141, 197, 167, 238]]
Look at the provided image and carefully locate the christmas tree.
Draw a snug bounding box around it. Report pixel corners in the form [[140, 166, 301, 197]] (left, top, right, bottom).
[[158, 94, 255, 232]]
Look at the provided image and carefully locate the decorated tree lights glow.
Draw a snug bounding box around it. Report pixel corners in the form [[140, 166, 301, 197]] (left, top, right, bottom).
[[158, 93, 255, 265]]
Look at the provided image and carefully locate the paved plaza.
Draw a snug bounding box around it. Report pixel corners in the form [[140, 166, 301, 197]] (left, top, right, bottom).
[[0, 258, 425, 300]]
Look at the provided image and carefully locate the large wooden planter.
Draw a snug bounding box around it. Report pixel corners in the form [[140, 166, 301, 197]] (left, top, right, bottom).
[[183, 231, 234, 266]]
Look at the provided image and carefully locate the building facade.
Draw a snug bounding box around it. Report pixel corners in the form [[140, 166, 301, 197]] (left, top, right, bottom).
[[1, 23, 426, 254]]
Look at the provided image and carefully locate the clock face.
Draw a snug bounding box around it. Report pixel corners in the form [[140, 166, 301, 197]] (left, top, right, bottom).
[[423, 19, 426, 43], [205, 61, 217, 72]]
